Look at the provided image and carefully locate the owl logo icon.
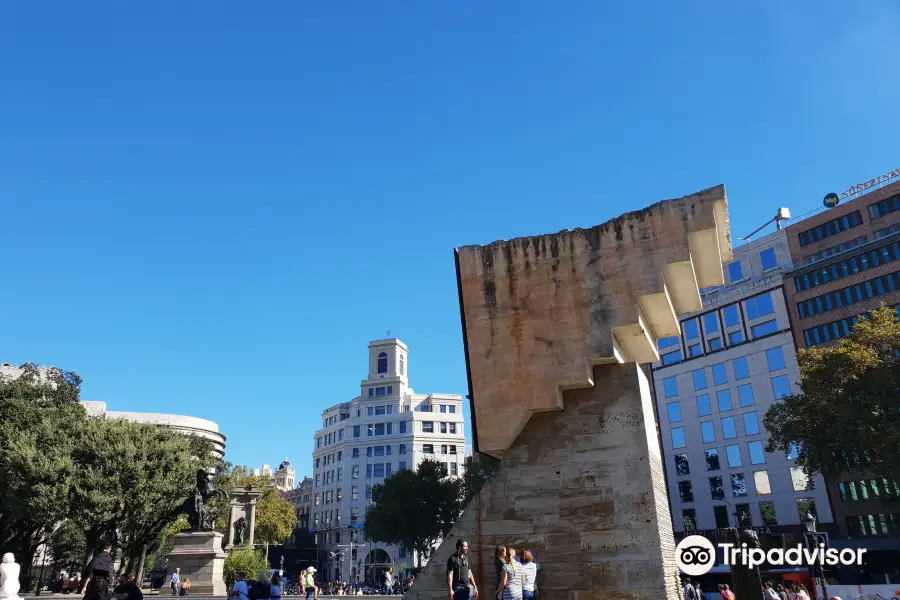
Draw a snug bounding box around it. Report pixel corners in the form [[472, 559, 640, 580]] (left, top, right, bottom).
[[676, 535, 716, 576]]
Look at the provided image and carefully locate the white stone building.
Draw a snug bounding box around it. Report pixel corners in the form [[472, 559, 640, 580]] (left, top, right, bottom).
[[652, 228, 834, 548], [311, 338, 467, 583], [253, 459, 296, 491]]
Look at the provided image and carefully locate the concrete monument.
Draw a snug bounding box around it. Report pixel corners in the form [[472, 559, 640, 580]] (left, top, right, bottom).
[[405, 185, 731, 600], [0, 553, 21, 600], [225, 486, 262, 549]]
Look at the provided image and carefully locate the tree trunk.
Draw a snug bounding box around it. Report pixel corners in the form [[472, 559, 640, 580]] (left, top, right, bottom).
[[135, 545, 148, 588]]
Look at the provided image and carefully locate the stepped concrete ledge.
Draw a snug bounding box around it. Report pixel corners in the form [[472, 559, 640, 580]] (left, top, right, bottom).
[[406, 185, 731, 600]]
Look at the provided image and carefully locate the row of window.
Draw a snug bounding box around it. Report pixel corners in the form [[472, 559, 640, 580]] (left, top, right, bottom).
[[318, 430, 344, 447], [846, 514, 900, 539], [682, 498, 817, 531], [674, 444, 799, 478], [669, 406, 762, 438], [868, 193, 900, 220], [678, 467, 811, 504], [838, 478, 900, 502], [797, 270, 900, 320], [315, 443, 460, 470], [727, 248, 781, 285], [802, 235, 869, 266], [802, 305, 900, 347], [797, 210, 863, 247], [793, 241, 900, 292], [663, 348, 785, 399], [367, 385, 394, 397], [876, 224, 900, 239]]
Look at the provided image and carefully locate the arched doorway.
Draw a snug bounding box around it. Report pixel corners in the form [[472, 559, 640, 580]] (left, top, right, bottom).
[[364, 549, 391, 586]]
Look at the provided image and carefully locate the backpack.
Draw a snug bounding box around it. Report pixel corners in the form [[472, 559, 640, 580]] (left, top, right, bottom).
[[248, 581, 270, 600]]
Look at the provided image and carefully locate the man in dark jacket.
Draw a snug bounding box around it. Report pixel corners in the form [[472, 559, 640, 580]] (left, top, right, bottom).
[[81, 544, 114, 600]]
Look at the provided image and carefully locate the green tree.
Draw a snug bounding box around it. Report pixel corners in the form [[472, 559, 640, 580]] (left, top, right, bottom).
[[224, 547, 268, 588], [255, 486, 298, 545], [50, 520, 87, 573], [764, 304, 900, 482], [365, 459, 463, 568], [210, 464, 271, 534]]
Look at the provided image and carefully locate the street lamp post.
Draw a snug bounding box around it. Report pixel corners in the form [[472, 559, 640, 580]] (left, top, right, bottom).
[[804, 513, 828, 600]]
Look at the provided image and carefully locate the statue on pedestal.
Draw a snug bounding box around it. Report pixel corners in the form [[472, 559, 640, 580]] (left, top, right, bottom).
[[0, 553, 21, 600], [182, 469, 227, 531], [233, 516, 247, 546]]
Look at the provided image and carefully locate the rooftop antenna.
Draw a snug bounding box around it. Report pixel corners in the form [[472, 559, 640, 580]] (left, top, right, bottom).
[[740, 207, 792, 241]]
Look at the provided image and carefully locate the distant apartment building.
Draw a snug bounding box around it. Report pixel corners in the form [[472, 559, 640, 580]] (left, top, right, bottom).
[[782, 177, 900, 563], [284, 476, 313, 532], [310, 338, 467, 583], [652, 228, 835, 552]]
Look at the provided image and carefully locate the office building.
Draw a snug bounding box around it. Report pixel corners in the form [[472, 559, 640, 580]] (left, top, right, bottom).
[[310, 338, 467, 583], [652, 228, 834, 551]]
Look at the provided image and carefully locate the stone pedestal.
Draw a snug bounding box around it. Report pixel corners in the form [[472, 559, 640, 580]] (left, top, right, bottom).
[[226, 487, 262, 550], [166, 530, 227, 596]]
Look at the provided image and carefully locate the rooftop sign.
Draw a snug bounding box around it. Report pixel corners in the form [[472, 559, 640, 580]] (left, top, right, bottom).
[[840, 168, 900, 200]]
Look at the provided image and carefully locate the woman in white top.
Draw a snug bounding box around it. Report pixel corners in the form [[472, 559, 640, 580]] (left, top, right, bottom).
[[520, 551, 537, 600]]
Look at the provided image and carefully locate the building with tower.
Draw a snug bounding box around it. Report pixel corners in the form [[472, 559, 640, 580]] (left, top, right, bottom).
[[310, 338, 468, 583]]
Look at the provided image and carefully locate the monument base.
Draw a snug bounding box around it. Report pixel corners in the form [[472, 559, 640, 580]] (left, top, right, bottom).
[[167, 530, 227, 596]]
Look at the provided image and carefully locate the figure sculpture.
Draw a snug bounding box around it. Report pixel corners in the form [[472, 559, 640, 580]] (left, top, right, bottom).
[[233, 516, 247, 546], [0, 553, 21, 600], [182, 469, 227, 530]]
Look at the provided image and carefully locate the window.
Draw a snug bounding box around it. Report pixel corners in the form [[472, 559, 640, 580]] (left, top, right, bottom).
[[708, 338, 723, 351], [441, 444, 448, 454], [683, 509, 698, 531], [352, 486, 359, 500], [440, 422, 448, 434], [743, 412, 760, 435], [688, 343, 703, 358], [368, 388, 374, 397], [796, 498, 817, 520], [709, 476, 725, 500], [449, 406, 456, 413], [721, 416, 737, 439], [315, 475, 320, 487], [399, 461, 407, 470], [772, 375, 791, 399], [797, 210, 862, 247], [759, 248, 778, 271], [675, 454, 690, 476], [696, 394, 711, 416], [705, 449, 720, 471], [726, 444, 742, 467], [374, 463, 385, 478], [729, 330, 745, 345], [352, 465, 359, 479], [423, 444, 434, 454], [667, 402, 682, 423], [377, 352, 388, 374], [376, 387, 386, 396], [399, 421, 407, 434], [315, 493, 320, 506], [417, 403, 432, 412], [791, 467, 810, 491], [754, 470, 771, 495], [766, 347, 785, 371], [794, 239, 900, 293], [353, 426, 360, 438], [337, 467, 343, 481], [747, 441, 766, 465], [714, 505, 730, 528], [868, 194, 900, 219], [366, 485, 372, 500], [450, 445, 457, 454], [449, 423, 457, 434], [717, 390, 732, 412], [352, 448, 360, 458], [701, 421, 715, 443], [317, 437, 323, 448], [399, 443, 406, 454], [751, 320, 777, 338], [703, 313, 719, 334], [683, 319, 700, 340], [662, 350, 683, 365], [440, 405, 447, 413], [337, 487, 343, 501], [422, 421, 434, 433], [400, 354, 405, 375], [729, 261, 744, 283], [733, 357, 749, 379], [731, 473, 747, 497], [678, 481, 694, 502], [373, 446, 385, 456], [723, 304, 740, 327], [659, 336, 680, 349], [366, 464, 371, 478], [671, 428, 686, 448], [663, 377, 678, 398], [693, 369, 707, 391], [450, 463, 458, 476], [712, 363, 728, 385], [339, 429, 344, 441], [315, 458, 321, 468], [737, 384, 754, 407], [736, 503, 753, 527]]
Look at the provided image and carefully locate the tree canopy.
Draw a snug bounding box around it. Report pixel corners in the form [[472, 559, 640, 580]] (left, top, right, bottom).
[[364, 459, 464, 567], [764, 304, 900, 482]]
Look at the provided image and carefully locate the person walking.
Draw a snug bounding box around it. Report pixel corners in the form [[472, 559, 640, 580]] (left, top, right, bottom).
[[498, 548, 523, 600], [231, 572, 250, 600], [114, 573, 144, 600], [270, 571, 282, 600], [721, 584, 735, 600], [304, 568, 317, 600], [384, 568, 394, 595], [683, 579, 697, 600], [81, 544, 115, 600], [171, 568, 181, 597], [447, 539, 479, 600], [520, 551, 537, 600]]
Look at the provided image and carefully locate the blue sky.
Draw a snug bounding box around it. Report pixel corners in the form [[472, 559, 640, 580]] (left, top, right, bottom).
[[1, 2, 897, 480]]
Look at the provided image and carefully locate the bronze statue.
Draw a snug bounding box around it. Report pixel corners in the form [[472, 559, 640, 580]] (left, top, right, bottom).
[[183, 470, 227, 530], [233, 516, 247, 546]]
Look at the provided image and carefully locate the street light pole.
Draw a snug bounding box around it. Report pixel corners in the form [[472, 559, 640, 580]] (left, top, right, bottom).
[[804, 513, 828, 600]]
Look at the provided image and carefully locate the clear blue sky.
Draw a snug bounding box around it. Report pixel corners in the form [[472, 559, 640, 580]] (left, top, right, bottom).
[[1, 2, 897, 480]]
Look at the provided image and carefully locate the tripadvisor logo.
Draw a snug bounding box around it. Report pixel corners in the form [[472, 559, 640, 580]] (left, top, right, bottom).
[[675, 535, 867, 576]]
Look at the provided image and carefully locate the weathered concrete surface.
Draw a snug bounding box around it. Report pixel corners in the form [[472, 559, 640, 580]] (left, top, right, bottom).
[[457, 185, 730, 456], [405, 364, 682, 600]]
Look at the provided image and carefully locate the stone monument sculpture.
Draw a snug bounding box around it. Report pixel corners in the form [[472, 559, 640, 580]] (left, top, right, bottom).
[[166, 470, 229, 596], [0, 553, 21, 600], [404, 185, 731, 600], [726, 529, 764, 600], [224, 486, 261, 550]]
